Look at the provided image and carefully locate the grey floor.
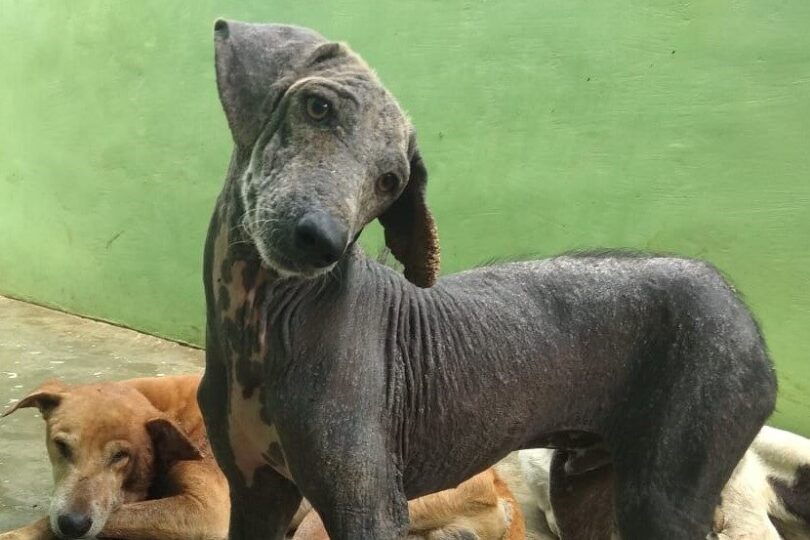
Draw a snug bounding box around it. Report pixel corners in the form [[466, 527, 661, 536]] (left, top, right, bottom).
[[0, 296, 554, 538]]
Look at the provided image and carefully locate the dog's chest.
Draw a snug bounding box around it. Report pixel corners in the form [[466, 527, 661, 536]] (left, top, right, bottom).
[[227, 383, 292, 486], [212, 225, 293, 486]]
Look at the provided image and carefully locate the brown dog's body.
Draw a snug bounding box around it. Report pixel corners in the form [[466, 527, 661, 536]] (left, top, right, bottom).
[[0, 375, 230, 540], [293, 468, 525, 540], [1, 375, 523, 540]]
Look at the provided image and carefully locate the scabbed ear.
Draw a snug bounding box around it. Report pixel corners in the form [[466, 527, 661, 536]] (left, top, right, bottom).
[[213, 19, 327, 148], [378, 143, 440, 288], [2, 380, 66, 418], [145, 417, 203, 465]]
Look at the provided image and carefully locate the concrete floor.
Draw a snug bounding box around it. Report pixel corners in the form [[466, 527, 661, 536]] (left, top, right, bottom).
[[0, 296, 554, 538]]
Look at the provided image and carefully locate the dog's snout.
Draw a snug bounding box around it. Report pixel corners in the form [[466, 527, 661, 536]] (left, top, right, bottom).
[[57, 512, 93, 538], [294, 212, 349, 268]]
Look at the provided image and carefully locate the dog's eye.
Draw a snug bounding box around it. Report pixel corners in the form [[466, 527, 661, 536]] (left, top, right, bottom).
[[305, 96, 332, 121], [54, 440, 72, 461], [111, 450, 130, 464], [376, 173, 400, 195]]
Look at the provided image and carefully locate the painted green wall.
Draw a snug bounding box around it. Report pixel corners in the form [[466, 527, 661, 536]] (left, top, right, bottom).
[[0, 1, 808, 432]]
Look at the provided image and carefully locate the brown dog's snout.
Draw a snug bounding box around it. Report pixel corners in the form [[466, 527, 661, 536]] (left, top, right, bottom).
[[293, 212, 349, 268], [56, 512, 93, 538]]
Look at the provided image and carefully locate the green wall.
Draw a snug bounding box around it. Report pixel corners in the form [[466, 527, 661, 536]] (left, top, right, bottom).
[[0, 1, 808, 432]]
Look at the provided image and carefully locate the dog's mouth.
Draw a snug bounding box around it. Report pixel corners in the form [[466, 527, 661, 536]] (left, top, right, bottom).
[[247, 206, 351, 280], [253, 236, 340, 280]]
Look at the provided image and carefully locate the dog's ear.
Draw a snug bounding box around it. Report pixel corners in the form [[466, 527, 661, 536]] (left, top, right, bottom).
[[2, 380, 66, 419], [302, 41, 351, 68], [145, 417, 203, 465], [214, 19, 327, 148], [378, 139, 440, 288]]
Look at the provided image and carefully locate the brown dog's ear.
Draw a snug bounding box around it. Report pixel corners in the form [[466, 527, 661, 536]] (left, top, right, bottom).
[[145, 417, 203, 465], [2, 380, 66, 418], [214, 19, 328, 148], [378, 144, 440, 288]]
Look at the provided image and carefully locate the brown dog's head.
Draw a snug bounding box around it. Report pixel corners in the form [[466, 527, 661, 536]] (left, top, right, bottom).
[[3, 380, 201, 539], [214, 20, 439, 287]]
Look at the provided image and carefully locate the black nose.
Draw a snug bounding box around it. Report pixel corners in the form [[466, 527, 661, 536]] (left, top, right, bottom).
[[57, 513, 93, 538], [294, 212, 349, 268]]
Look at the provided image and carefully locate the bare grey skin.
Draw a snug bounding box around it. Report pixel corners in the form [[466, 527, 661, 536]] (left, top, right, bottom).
[[199, 20, 777, 540]]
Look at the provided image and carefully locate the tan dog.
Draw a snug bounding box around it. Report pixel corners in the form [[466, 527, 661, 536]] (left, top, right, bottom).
[[1, 375, 524, 540], [293, 468, 525, 540], [0, 375, 230, 540]]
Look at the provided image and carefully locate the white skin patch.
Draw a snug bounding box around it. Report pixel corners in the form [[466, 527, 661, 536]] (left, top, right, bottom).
[[227, 377, 292, 487], [214, 207, 292, 486]]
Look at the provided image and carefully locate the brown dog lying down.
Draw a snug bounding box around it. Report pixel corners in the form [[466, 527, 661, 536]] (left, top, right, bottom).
[[293, 468, 525, 540], [0, 375, 231, 540], [518, 426, 810, 540], [0, 374, 524, 540]]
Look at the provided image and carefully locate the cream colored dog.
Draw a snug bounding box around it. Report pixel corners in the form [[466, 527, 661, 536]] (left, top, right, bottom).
[[519, 426, 810, 540]]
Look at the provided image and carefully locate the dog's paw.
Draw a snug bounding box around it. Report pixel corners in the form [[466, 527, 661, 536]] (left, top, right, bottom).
[[0, 519, 55, 540], [424, 527, 480, 540], [0, 531, 30, 540]]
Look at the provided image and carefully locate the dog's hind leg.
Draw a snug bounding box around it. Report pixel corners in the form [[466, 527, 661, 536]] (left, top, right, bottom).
[[609, 335, 775, 539]]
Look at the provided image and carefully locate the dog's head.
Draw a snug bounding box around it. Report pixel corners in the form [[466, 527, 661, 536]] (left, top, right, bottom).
[[3, 380, 201, 539], [215, 20, 439, 287]]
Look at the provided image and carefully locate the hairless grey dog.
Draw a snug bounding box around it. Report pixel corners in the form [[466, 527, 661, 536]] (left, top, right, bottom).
[[199, 20, 777, 540]]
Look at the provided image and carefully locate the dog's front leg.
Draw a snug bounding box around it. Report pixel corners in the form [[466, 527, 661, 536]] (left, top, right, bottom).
[[198, 353, 301, 540], [316, 486, 408, 540], [99, 460, 231, 540], [227, 466, 302, 540], [287, 431, 408, 540], [318, 482, 408, 540], [0, 517, 56, 540], [100, 495, 223, 540]]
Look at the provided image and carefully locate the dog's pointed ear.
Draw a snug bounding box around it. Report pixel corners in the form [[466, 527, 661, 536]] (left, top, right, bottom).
[[2, 380, 66, 419], [145, 417, 203, 465], [378, 138, 440, 288], [213, 19, 328, 148]]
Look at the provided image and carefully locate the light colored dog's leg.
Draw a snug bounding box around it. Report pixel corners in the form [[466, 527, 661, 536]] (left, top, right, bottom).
[[709, 449, 783, 540], [0, 517, 56, 540]]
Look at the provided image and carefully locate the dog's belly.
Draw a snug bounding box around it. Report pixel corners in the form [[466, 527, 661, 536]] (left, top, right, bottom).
[[228, 380, 293, 487]]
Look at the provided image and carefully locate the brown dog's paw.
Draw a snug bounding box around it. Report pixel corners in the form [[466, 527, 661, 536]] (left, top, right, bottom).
[[0, 518, 56, 540], [0, 530, 38, 540], [424, 527, 480, 540]]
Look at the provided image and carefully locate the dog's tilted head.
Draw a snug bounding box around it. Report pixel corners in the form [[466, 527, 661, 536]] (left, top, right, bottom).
[[3, 380, 201, 540], [214, 20, 439, 287]]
